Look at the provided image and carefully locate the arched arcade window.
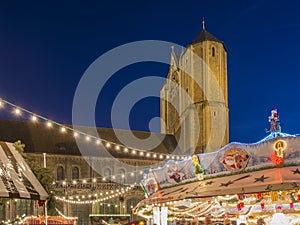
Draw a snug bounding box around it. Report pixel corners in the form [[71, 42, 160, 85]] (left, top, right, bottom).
[[72, 167, 80, 180], [57, 166, 65, 181]]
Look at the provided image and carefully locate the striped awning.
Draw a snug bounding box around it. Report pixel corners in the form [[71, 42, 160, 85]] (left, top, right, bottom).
[[0, 142, 48, 200]]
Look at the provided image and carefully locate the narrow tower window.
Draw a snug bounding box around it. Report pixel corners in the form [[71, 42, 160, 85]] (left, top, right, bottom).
[[212, 47, 215, 57]]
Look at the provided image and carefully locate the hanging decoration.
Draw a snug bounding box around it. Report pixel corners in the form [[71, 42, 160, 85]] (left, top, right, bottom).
[[0, 97, 190, 184], [55, 185, 133, 205]]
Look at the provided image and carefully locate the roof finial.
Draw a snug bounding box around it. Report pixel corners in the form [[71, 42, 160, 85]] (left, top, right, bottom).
[[202, 18, 205, 30]]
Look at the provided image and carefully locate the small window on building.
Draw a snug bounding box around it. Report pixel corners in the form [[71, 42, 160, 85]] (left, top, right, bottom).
[[72, 167, 79, 180], [213, 111, 217, 117], [212, 47, 215, 57], [57, 166, 65, 181]]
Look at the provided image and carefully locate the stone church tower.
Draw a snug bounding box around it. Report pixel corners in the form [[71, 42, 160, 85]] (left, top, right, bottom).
[[160, 22, 229, 154]]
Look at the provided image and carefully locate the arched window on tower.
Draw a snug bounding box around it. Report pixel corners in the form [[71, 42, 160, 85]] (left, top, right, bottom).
[[57, 166, 65, 181], [212, 47, 215, 57], [72, 167, 80, 180]]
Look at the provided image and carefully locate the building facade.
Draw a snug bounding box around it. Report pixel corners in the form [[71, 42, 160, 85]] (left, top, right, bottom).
[[0, 120, 178, 225]]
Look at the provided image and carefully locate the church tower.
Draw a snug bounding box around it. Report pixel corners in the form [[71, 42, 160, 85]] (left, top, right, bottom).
[[160, 21, 229, 154]]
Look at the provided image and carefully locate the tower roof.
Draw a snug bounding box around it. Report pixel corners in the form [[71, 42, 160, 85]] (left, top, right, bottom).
[[190, 28, 227, 51], [191, 29, 221, 44], [189, 19, 226, 49]]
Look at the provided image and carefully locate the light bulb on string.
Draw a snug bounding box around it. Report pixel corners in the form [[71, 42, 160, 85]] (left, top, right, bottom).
[[47, 121, 52, 127], [61, 127, 66, 133], [14, 108, 21, 115], [31, 115, 37, 122]]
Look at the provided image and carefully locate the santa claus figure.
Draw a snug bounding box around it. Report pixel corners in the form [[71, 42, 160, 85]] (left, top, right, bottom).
[[268, 108, 281, 132]]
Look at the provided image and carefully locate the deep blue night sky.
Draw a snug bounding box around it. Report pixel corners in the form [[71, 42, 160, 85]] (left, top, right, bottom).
[[0, 0, 300, 144]]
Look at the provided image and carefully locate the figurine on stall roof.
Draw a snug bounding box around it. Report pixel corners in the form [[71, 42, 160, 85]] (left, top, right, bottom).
[[267, 108, 281, 133]]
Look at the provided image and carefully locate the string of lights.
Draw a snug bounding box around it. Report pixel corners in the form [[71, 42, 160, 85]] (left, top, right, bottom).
[[0, 98, 188, 163], [55, 185, 133, 205]]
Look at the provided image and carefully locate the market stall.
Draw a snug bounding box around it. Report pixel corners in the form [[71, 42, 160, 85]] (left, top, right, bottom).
[[134, 132, 300, 224]]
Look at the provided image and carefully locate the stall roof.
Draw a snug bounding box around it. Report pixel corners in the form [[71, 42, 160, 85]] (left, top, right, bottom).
[[0, 141, 48, 200]]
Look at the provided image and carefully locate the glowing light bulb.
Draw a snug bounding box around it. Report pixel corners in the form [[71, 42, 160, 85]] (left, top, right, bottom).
[[132, 150, 136, 154], [85, 136, 90, 141], [124, 148, 128, 152], [31, 115, 37, 121], [47, 121, 52, 127], [61, 127, 66, 133], [73, 132, 78, 137], [115, 145, 120, 150], [106, 143, 111, 148], [15, 108, 21, 115]]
